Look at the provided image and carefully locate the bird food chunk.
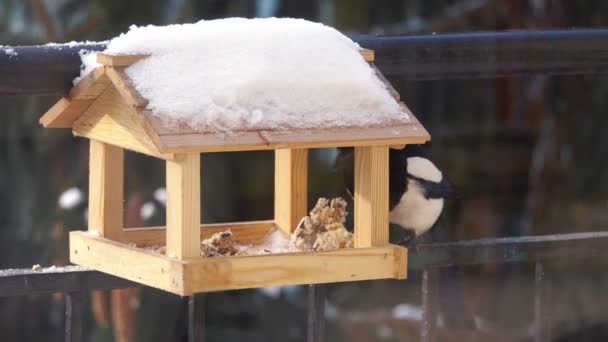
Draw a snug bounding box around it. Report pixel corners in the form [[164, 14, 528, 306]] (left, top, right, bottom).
[[201, 230, 239, 257], [291, 197, 353, 251]]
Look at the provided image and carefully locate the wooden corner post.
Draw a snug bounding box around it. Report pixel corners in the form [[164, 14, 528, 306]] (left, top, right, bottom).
[[166, 153, 201, 259], [354, 146, 389, 247], [88, 140, 124, 239], [275, 148, 308, 234]]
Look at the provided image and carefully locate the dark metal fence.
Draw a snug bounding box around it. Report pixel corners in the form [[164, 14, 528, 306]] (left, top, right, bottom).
[[2, 29, 608, 342]]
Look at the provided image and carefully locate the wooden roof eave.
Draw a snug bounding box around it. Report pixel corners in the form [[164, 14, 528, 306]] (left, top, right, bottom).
[[73, 69, 172, 160], [146, 102, 430, 154], [40, 67, 110, 128], [40, 64, 172, 160]]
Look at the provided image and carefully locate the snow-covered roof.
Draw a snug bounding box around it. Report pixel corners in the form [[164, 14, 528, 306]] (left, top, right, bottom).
[[40, 18, 429, 157]]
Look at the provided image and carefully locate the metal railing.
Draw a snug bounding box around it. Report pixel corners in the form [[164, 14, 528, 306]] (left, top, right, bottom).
[[2, 29, 608, 342]]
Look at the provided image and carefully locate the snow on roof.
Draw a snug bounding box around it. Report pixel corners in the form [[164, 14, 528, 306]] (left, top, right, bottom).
[[82, 18, 407, 132]]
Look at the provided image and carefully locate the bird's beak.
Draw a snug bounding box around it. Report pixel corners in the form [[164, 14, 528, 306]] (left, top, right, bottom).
[[441, 177, 459, 199]]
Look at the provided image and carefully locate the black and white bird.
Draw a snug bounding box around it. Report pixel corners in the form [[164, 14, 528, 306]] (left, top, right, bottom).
[[336, 145, 474, 329], [336, 144, 456, 245]]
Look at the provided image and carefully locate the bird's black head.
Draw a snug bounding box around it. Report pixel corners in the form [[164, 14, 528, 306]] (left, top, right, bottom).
[[334, 144, 457, 208], [390, 145, 457, 206]]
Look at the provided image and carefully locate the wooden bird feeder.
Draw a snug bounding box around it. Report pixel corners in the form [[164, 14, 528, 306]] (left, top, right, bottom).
[[39, 50, 430, 295]]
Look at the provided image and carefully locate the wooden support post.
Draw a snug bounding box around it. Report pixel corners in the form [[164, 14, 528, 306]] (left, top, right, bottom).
[[354, 146, 389, 247], [88, 140, 124, 239], [166, 153, 201, 259], [275, 148, 308, 234]]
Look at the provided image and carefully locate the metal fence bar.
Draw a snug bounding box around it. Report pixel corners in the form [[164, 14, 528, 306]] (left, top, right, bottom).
[[65, 291, 84, 342], [3, 30, 608, 96], [188, 294, 205, 342], [534, 262, 552, 342], [0, 267, 138, 296], [420, 269, 439, 342], [307, 284, 326, 342], [0, 232, 605, 299], [0, 44, 104, 95], [357, 29, 608, 80], [409, 231, 608, 270]]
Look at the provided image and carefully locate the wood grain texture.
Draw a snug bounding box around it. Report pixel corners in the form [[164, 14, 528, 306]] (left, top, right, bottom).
[[72, 86, 173, 160], [354, 146, 390, 247], [121, 220, 276, 246], [183, 244, 405, 293], [166, 153, 201, 259], [88, 140, 124, 239], [259, 121, 428, 149], [39, 97, 93, 128], [394, 246, 408, 279], [39, 68, 108, 128], [69, 67, 109, 100], [156, 122, 429, 153], [360, 49, 375, 62], [97, 53, 147, 67], [105, 67, 148, 108], [70, 232, 406, 295], [275, 149, 308, 234], [70, 231, 185, 294]]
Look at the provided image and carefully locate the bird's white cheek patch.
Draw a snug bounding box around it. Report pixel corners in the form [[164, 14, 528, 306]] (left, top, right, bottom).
[[389, 180, 444, 235], [406, 157, 443, 183]]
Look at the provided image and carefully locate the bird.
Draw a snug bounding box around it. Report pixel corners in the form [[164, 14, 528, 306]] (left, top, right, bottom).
[[335, 144, 456, 246], [335, 145, 475, 330]]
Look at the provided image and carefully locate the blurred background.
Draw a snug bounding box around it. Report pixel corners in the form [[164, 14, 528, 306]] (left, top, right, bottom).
[[2, 0, 608, 341]]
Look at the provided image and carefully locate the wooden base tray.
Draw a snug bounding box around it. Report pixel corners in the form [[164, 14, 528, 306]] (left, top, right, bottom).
[[70, 228, 407, 296]]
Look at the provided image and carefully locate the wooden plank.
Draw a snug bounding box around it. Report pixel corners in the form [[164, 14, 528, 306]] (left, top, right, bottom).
[[105, 67, 148, 108], [69, 67, 110, 100], [88, 140, 124, 239], [157, 122, 429, 153], [73, 86, 173, 160], [260, 121, 429, 149], [274, 149, 308, 234], [394, 246, 408, 279], [143, 112, 197, 135], [183, 244, 406, 293], [120, 220, 276, 246], [40, 68, 108, 128], [166, 153, 201, 259], [158, 131, 271, 153], [71, 230, 406, 295], [97, 53, 147, 67], [39, 97, 93, 128], [70, 231, 185, 294], [354, 146, 389, 247], [360, 49, 375, 62]]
